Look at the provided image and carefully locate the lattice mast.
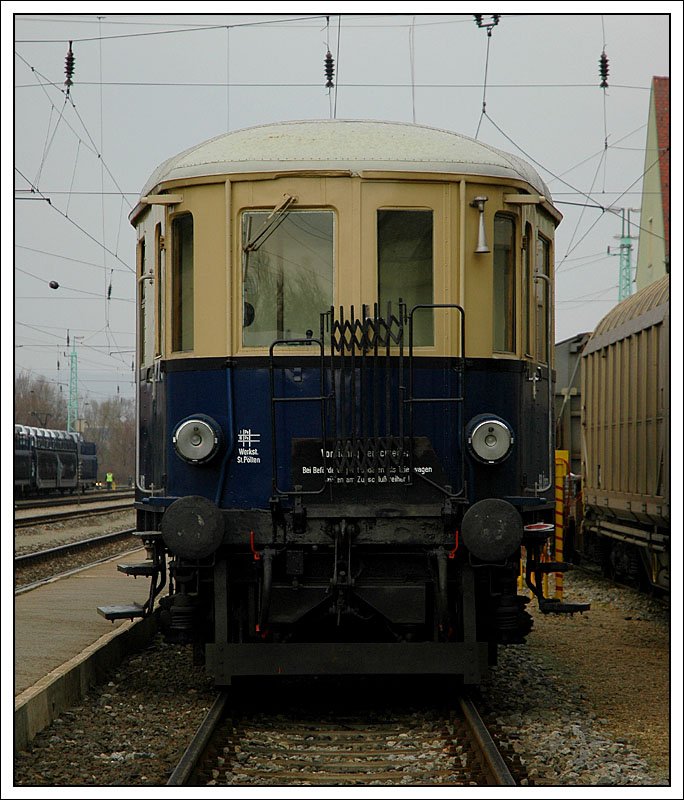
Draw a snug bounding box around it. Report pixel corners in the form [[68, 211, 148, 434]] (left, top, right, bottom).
[[67, 331, 78, 432], [608, 209, 638, 302]]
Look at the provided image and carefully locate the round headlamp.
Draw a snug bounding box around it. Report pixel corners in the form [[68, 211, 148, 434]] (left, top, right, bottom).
[[467, 415, 514, 464], [172, 415, 223, 465]]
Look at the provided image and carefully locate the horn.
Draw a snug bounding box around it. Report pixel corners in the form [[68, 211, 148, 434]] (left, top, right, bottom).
[[470, 196, 490, 254]]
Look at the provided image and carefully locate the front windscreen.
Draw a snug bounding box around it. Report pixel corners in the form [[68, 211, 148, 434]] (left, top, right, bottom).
[[242, 210, 334, 346]]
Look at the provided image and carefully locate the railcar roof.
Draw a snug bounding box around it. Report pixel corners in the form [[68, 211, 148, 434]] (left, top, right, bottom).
[[139, 119, 552, 198], [592, 274, 670, 337]]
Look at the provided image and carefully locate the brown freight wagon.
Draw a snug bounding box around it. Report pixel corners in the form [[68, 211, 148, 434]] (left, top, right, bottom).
[[580, 274, 669, 591]]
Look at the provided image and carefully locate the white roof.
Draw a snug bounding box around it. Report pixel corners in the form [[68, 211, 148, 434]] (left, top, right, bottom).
[[140, 119, 551, 198]]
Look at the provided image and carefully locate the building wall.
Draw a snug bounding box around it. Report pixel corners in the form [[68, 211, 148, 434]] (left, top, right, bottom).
[[635, 77, 669, 291]]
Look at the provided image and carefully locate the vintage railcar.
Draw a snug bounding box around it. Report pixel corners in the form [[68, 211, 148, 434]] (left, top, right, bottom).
[[100, 120, 588, 685], [580, 275, 670, 591]]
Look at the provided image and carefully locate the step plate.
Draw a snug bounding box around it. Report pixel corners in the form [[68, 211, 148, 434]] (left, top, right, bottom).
[[97, 603, 145, 620], [117, 562, 157, 577]]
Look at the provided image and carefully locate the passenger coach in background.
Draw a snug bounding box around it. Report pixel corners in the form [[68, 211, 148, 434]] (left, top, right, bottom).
[[14, 425, 98, 495], [100, 120, 589, 685]]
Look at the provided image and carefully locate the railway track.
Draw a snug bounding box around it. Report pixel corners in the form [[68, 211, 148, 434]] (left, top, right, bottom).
[[14, 495, 135, 528], [14, 490, 135, 511], [168, 689, 516, 786], [14, 529, 139, 592]]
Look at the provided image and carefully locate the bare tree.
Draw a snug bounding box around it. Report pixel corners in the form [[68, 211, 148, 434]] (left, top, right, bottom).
[[15, 371, 135, 485], [87, 397, 135, 485], [14, 371, 67, 430]]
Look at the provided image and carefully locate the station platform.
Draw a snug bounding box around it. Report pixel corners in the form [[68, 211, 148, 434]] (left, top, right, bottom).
[[14, 552, 157, 750]]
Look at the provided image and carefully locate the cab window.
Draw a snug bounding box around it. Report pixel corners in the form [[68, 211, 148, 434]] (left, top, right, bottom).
[[241, 209, 334, 347], [377, 209, 434, 346]]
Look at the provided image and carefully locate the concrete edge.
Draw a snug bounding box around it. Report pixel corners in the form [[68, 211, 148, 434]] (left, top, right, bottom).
[[14, 612, 158, 753]]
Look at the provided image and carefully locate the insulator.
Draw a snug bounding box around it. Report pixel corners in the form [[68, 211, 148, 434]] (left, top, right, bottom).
[[324, 50, 335, 88], [599, 50, 609, 88], [64, 41, 75, 90], [474, 14, 500, 36]]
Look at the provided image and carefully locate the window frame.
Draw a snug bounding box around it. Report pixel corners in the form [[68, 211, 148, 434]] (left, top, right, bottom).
[[535, 232, 551, 364], [376, 207, 435, 347], [171, 212, 194, 353], [492, 212, 517, 354], [522, 221, 533, 358], [239, 207, 336, 348]]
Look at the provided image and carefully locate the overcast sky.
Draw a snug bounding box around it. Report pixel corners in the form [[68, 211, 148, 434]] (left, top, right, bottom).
[[8, 6, 680, 407], [4, 8, 683, 796]]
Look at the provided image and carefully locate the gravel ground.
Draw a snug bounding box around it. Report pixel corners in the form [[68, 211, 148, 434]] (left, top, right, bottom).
[[13, 564, 673, 789], [479, 568, 671, 787], [13, 509, 137, 557], [14, 510, 139, 589]]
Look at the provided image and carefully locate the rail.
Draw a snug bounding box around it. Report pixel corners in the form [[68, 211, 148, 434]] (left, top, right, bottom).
[[14, 497, 134, 528], [168, 689, 516, 786], [14, 529, 139, 594]]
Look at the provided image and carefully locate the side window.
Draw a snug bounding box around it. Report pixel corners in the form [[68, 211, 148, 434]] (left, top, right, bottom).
[[523, 222, 532, 356], [242, 210, 334, 347], [138, 236, 154, 366], [155, 223, 164, 357], [172, 214, 194, 352], [493, 214, 516, 353], [138, 236, 147, 365], [536, 234, 551, 364], [377, 209, 433, 346]]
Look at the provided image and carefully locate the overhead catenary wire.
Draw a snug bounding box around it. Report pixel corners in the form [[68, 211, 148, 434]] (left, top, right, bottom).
[[15, 168, 135, 274], [409, 15, 417, 124], [65, 139, 81, 218], [13, 13, 497, 42], [473, 14, 501, 139], [476, 112, 668, 249], [15, 78, 655, 91], [16, 52, 134, 211], [15, 13, 669, 392], [559, 145, 608, 267], [33, 96, 69, 190], [16, 244, 133, 274]]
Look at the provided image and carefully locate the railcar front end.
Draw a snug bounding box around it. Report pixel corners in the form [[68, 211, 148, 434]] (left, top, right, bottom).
[[99, 121, 587, 685]]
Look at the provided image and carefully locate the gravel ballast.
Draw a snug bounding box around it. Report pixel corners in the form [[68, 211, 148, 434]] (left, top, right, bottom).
[[14, 566, 672, 788]]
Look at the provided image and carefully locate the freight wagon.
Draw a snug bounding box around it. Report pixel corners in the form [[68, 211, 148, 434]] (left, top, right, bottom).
[[580, 274, 670, 591]]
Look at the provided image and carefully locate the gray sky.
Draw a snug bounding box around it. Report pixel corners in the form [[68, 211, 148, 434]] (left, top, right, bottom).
[[4, 7, 683, 795], [8, 6, 679, 406]]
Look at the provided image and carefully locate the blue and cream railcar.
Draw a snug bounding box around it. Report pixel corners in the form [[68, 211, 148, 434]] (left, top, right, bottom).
[[102, 120, 587, 685]]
